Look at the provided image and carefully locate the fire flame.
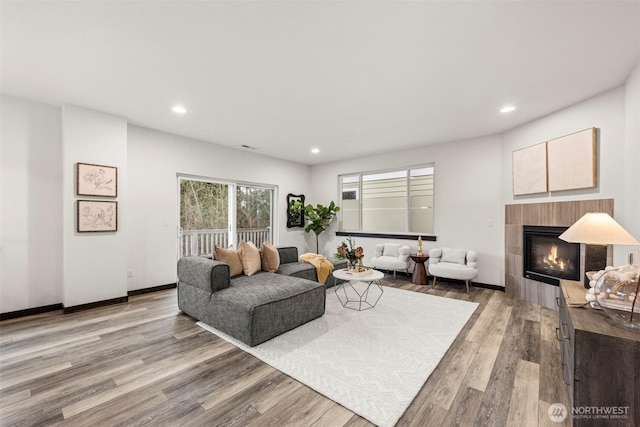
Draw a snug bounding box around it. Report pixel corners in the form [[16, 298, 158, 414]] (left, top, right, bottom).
[[543, 245, 567, 271]]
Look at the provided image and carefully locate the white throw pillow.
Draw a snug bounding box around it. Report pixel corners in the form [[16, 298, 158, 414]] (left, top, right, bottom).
[[440, 248, 467, 265], [383, 243, 400, 258]]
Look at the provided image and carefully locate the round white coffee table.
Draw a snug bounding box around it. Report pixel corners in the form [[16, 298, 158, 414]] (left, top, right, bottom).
[[332, 268, 384, 311]]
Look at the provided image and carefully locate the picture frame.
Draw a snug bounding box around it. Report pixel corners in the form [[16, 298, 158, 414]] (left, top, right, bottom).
[[512, 141, 548, 196], [76, 162, 118, 197], [547, 128, 597, 192], [286, 193, 305, 228], [77, 200, 118, 232]]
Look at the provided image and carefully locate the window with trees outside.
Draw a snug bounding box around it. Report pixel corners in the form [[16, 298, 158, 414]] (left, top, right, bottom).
[[179, 176, 274, 257], [339, 165, 434, 234]]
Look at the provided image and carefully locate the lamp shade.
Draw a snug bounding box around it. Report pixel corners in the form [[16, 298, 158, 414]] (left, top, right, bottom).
[[558, 213, 640, 245]]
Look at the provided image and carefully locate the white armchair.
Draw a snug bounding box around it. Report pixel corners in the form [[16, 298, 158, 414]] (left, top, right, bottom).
[[427, 247, 478, 293], [370, 243, 411, 281]]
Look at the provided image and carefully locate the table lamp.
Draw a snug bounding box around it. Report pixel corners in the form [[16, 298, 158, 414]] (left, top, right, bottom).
[[559, 212, 640, 330]]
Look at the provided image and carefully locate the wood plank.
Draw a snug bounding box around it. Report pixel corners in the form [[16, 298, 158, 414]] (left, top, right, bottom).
[[473, 300, 524, 427], [464, 333, 503, 392], [506, 359, 540, 427], [0, 336, 102, 370], [0, 308, 150, 346], [62, 344, 233, 418], [0, 359, 145, 423], [0, 313, 176, 363], [405, 401, 448, 427], [198, 363, 276, 410], [0, 388, 31, 407], [251, 376, 304, 414], [426, 339, 480, 410], [465, 292, 502, 342], [441, 385, 484, 427], [54, 390, 168, 427], [309, 402, 355, 427], [243, 386, 322, 427], [0, 362, 72, 390], [186, 369, 283, 427]]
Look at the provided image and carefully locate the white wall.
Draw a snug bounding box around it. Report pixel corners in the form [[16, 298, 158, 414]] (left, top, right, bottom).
[[624, 62, 640, 249], [310, 134, 505, 287], [126, 125, 311, 291], [1, 96, 63, 312], [501, 86, 636, 265], [62, 105, 128, 307]]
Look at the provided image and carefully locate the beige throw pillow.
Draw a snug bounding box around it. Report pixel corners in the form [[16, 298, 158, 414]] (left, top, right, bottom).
[[238, 240, 262, 276], [214, 245, 243, 277], [260, 241, 280, 273]]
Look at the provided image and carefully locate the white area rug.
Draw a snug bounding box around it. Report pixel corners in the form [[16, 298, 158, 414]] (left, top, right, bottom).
[[197, 284, 478, 427]]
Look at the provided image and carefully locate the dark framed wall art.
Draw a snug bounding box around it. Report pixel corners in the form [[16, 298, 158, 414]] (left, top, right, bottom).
[[286, 193, 305, 228], [76, 162, 118, 197], [77, 200, 118, 232]]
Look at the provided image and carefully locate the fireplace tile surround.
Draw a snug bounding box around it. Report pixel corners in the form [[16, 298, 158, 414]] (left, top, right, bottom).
[[505, 199, 613, 309]]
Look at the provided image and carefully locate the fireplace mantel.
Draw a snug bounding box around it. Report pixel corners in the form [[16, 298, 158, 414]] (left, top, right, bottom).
[[505, 199, 613, 309]]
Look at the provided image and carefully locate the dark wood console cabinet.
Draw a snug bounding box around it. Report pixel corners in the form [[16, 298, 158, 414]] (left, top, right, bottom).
[[557, 280, 640, 426]]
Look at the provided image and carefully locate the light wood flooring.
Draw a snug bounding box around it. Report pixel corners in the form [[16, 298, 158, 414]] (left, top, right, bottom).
[[0, 278, 571, 426]]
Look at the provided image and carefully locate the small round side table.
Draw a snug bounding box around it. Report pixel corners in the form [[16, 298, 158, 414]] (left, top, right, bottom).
[[332, 268, 385, 311], [409, 254, 429, 285]]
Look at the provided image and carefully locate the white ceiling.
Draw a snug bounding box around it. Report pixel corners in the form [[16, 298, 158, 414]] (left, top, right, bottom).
[[2, 1, 639, 165]]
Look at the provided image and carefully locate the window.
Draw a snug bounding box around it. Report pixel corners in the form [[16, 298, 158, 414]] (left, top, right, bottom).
[[339, 165, 434, 234], [178, 176, 274, 257], [236, 185, 273, 242]]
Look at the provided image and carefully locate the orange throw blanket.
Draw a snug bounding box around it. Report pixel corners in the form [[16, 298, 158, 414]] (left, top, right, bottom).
[[300, 253, 334, 285]]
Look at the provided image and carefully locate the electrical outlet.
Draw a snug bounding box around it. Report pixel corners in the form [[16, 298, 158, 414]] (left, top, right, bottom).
[[127, 270, 133, 278], [488, 219, 494, 227]]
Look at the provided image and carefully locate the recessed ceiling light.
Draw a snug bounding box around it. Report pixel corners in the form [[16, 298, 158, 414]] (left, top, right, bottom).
[[172, 105, 187, 114], [311, 148, 320, 154], [500, 105, 516, 113]]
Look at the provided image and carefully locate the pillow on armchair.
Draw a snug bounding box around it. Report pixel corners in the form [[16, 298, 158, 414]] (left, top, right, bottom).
[[440, 248, 467, 265], [383, 243, 400, 258]]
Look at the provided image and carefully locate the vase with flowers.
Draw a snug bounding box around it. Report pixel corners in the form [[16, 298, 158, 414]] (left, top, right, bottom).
[[335, 236, 364, 272]]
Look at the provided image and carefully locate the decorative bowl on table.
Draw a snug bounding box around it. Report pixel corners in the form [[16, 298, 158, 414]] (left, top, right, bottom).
[[591, 265, 640, 330]]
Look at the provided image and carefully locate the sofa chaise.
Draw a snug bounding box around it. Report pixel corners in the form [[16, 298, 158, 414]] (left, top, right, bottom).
[[177, 246, 346, 346]]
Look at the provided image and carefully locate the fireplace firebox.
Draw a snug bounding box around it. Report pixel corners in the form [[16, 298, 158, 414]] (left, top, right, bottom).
[[523, 226, 580, 286]]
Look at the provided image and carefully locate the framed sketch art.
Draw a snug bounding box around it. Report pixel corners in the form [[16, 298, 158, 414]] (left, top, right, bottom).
[[77, 162, 118, 197], [77, 200, 118, 232]]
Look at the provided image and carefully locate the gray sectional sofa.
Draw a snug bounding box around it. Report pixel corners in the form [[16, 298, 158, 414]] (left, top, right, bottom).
[[177, 246, 346, 346]]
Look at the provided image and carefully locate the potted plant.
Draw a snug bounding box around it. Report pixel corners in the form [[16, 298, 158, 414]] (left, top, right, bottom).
[[302, 201, 340, 253], [334, 236, 364, 271]]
